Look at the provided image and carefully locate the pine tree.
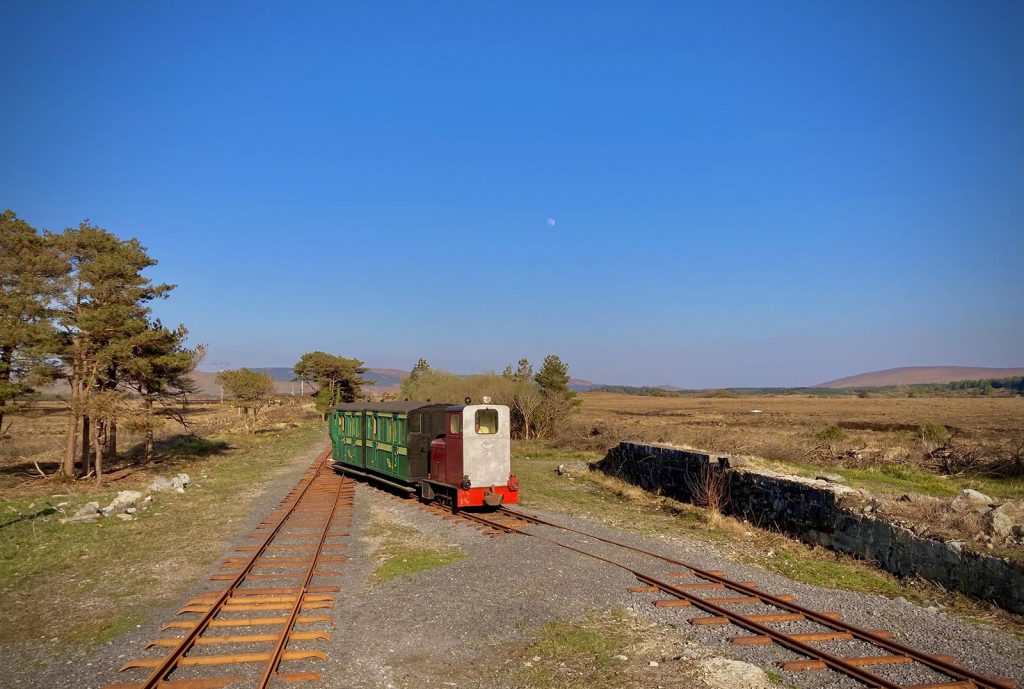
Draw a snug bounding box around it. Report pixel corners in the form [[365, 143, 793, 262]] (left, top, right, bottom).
[[0, 211, 66, 434], [121, 322, 204, 461], [293, 351, 367, 416], [53, 222, 173, 480]]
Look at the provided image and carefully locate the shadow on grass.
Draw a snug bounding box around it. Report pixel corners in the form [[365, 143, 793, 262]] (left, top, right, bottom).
[[116, 434, 233, 472]]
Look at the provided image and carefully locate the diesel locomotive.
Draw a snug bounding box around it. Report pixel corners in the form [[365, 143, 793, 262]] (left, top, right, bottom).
[[327, 399, 519, 509]]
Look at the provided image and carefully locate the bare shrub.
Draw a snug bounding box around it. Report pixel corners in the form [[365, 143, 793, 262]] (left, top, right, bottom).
[[684, 463, 730, 524]]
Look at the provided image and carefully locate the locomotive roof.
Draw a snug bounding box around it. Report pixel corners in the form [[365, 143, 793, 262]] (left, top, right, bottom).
[[330, 401, 450, 413]]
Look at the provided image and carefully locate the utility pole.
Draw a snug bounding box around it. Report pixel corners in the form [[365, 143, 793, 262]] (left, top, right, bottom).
[[213, 361, 230, 403]]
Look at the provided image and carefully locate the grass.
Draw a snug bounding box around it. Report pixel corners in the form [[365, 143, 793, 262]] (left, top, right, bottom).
[[364, 511, 467, 584], [511, 441, 1024, 635], [0, 421, 325, 651], [755, 458, 1024, 500], [478, 609, 711, 689]]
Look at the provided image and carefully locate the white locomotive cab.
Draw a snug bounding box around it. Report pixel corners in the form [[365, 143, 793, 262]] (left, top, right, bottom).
[[461, 404, 511, 487]]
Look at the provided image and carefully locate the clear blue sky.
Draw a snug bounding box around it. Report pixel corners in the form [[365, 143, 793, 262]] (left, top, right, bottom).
[[2, 1, 1021, 387]]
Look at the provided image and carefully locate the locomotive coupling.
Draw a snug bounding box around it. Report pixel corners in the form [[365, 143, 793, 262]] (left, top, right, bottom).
[[483, 490, 504, 507]]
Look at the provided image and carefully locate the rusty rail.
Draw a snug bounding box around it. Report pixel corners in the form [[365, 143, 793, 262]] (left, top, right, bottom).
[[105, 448, 351, 689]]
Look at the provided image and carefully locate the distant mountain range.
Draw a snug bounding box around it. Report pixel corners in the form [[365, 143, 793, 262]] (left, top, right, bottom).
[[817, 366, 1024, 389]]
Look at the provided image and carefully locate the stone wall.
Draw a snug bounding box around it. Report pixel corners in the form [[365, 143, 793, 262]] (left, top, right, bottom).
[[596, 441, 1024, 614]]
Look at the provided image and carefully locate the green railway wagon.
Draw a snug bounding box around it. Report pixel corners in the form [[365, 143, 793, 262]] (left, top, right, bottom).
[[327, 401, 448, 491]]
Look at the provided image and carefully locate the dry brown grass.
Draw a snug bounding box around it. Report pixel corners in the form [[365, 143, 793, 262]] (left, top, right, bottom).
[[570, 393, 1024, 493], [0, 399, 319, 494]]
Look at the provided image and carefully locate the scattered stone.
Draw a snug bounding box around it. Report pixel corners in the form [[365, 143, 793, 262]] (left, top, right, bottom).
[[124, 507, 136, 515], [61, 502, 103, 524], [816, 473, 846, 484], [697, 657, 774, 689], [648, 660, 659, 667], [115, 513, 134, 521], [148, 477, 172, 492], [986, 502, 1023, 540], [73, 502, 100, 518], [951, 489, 993, 511], [169, 473, 191, 493], [532, 656, 541, 662], [101, 490, 144, 516], [898, 494, 914, 502], [612, 655, 629, 661], [556, 462, 587, 475]]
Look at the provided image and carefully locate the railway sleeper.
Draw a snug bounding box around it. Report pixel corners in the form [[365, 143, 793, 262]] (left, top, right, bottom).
[[119, 649, 326, 670]]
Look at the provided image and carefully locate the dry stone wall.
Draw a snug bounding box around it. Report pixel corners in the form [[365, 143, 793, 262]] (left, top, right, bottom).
[[596, 441, 1024, 614]]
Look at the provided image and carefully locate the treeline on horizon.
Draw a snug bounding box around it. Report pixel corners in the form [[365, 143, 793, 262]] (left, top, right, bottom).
[[590, 376, 1024, 398]]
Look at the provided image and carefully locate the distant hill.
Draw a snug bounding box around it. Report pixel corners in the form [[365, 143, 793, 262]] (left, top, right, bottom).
[[818, 366, 1024, 389]]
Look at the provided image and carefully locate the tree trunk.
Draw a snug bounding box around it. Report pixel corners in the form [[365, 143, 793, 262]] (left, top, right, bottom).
[[107, 420, 117, 461], [80, 414, 91, 476], [92, 417, 103, 483], [144, 398, 154, 462], [61, 379, 79, 477]]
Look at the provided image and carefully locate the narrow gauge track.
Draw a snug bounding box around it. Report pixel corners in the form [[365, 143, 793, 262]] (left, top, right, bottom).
[[105, 449, 353, 689], [452, 506, 1017, 689]]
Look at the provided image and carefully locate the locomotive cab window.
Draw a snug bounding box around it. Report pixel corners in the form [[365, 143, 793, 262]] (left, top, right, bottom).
[[475, 409, 498, 434], [449, 414, 462, 435]]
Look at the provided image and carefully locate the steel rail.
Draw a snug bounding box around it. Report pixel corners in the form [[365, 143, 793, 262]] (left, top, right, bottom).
[[134, 449, 332, 689], [458, 507, 1016, 689], [256, 473, 349, 688]]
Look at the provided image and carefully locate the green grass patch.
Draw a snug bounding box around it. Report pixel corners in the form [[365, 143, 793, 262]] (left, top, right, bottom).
[[0, 422, 325, 650], [373, 546, 467, 582], [365, 518, 467, 584], [489, 609, 706, 689], [751, 547, 901, 596]]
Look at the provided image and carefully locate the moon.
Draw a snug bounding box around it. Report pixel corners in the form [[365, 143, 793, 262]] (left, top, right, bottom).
[[546, 217, 557, 227]]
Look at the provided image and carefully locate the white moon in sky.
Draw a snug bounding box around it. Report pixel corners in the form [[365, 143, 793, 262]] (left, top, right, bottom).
[[546, 217, 557, 226]]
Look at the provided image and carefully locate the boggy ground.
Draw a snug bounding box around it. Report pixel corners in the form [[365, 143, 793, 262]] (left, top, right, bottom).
[[575, 393, 1024, 500]]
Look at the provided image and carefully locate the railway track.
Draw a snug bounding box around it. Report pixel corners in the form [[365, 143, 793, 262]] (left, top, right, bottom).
[[454, 506, 1018, 689], [105, 449, 352, 689]]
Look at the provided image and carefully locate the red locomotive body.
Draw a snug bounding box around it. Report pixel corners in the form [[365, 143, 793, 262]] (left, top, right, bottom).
[[424, 404, 518, 509]]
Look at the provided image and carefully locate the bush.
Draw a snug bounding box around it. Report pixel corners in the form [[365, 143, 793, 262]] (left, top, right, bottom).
[[919, 421, 950, 452], [818, 425, 846, 443]]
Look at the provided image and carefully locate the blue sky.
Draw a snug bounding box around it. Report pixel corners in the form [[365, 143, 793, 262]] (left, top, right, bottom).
[[2, 1, 1021, 387]]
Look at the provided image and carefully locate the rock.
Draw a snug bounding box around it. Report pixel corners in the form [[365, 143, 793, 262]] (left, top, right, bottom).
[[898, 494, 914, 502], [951, 489, 993, 511], [697, 657, 774, 689], [101, 490, 144, 515], [124, 507, 136, 515], [169, 473, 191, 493], [987, 502, 1024, 540], [1013, 525, 1024, 541], [648, 660, 659, 667], [612, 655, 628, 661], [816, 473, 846, 484], [148, 477, 172, 492], [73, 502, 101, 518], [556, 462, 587, 475], [115, 513, 134, 521]]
